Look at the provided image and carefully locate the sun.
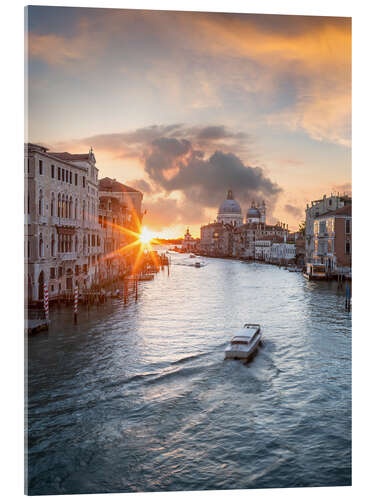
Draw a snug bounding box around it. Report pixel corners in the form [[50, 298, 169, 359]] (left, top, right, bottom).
[[139, 227, 155, 244]]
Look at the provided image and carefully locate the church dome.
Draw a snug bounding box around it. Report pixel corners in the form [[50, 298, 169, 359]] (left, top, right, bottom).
[[247, 206, 260, 218], [218, 190, 242, 215]]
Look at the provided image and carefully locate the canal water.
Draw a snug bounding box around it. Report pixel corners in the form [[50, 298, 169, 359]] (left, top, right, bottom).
[[26, 253, 351, 495]]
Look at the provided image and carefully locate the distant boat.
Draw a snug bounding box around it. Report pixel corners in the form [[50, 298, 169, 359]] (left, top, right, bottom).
[[190, 254, 196, 258], [225, 324, 262, 361], [194, 262, 201, 268], [303, 263, 327, 280]]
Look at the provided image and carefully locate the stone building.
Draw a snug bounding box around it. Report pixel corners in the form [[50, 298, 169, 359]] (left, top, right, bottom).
[[311, 205, 352, 274], [200, 189, 290, 259], [305, 193, 351, 263], [25, 143, 102, 303], [98, 177, 143, 280], [217, 189, 243, 226], [181, 228, 196, 252], [199, 222, 234, 257]]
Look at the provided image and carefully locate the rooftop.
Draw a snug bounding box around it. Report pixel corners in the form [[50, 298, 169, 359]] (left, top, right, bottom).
[[99, 177, 141, 193], [316, 205, 352, 218]]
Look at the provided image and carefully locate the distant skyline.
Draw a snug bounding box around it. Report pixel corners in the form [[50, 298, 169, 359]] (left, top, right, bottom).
[[26, 6, 351, 237]]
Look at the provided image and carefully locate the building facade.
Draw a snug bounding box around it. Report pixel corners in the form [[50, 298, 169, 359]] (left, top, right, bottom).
[[98, 177, 144, 280], [311, 205, 352, 274], [25, 143, 102, 303], [181, 228, 196, 252], [305, 193, 351, 263]]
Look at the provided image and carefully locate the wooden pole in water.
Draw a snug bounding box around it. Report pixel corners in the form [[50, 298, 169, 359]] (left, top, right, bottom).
[[74, 285, 78, 324], [43, 283, 49, 322], [123, 277, 127, 305], [135, 276, 138, 301]]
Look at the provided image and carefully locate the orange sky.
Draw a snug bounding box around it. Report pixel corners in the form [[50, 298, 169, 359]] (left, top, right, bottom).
[[27, 7, 351, 238]]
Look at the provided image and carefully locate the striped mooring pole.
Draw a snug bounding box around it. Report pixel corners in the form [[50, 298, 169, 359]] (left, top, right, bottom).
[[43, 283, 49, 321], [74, 285, 78, 324]]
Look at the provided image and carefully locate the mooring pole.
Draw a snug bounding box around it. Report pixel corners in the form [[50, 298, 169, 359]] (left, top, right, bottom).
[[74, 285, 78, 324], [135, 276, 138, 301], [43, 283, 49, 322]]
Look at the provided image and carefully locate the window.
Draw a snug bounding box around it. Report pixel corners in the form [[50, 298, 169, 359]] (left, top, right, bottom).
[[26, 157, 30, 174], [51, 233, 55, 256], [39, 159, 43, 175], [345, 241, 351, 254], [74, 173, 78, 186], [58, 167, 61, 180], [92, 234, 95, 246], [74, 199, 78, 219], [57, 193, 61, 217], [75, 265, 80, 275], [99, 215, 102, 226], [97, 235, 100, 246], [62, 169, 65, 182], [83, 200, 86, 221], [345, 219, 351, 234], [58, 267, 63, 278], [51, 164, 55, 178], [70, 171, 72, 184], [50, 268, 55, 279], [83, 176, 86, 188], [38, 189, 43, 216], [75, 235, 78, 252], [27, 194, 30, 214], [51, 193, 55, 217], [39, 233, 44, 258], [27, 240, 31, 259]]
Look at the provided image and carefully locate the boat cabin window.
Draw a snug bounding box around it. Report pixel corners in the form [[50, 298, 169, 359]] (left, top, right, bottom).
[[231, 340, 249, 345]]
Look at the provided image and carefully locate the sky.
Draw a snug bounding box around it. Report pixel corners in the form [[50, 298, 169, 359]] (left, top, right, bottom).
[[26, 6, 351, 237]]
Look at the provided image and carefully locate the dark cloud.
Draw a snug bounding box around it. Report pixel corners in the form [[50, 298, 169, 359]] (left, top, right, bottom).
[[144, 139, 281, 213], [284, 204, 303, 218]]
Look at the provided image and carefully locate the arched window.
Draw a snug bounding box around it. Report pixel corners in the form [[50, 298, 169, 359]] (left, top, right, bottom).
[[74, 199, 78, 219], [39, 233, 44, 258], [75, 235, 78, 252], [51, 233, 55, 257], [57, 193, 61, 217], [38, 189, 43, 216], [62, 194, 66, 218], [83, 236, 87, 255], [69, 196, 73, 219], [51, 193, 55, 217]]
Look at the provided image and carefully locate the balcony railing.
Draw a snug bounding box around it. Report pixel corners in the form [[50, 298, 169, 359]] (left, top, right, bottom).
[[60, 252, 77, 261]]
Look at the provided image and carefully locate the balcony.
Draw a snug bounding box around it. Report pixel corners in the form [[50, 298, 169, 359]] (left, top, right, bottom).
[[39, 215, 48, 225], [53, 218, 80, 228], [60, 252, 77, 261]]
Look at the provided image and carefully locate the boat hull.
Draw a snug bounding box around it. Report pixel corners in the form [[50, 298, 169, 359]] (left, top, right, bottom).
[[225, 333, 262, 361]]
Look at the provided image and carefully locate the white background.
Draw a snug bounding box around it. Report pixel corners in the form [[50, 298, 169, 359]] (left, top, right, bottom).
[[1, 0, 373, 499]]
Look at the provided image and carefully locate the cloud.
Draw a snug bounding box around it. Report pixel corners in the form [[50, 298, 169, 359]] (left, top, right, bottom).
[[46, 123, 281, 230], [284, 203, 303, 218], [143, 137, 281, 214], [130, 179, 154, 194]]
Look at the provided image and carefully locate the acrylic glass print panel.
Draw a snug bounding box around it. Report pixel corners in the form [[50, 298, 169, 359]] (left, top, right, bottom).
[[25, 5, 352, 496]]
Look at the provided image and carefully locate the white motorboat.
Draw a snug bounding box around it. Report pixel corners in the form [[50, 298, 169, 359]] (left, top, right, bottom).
[[225, 323, 262, 361]]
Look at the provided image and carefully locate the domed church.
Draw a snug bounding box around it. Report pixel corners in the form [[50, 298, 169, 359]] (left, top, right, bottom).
[[217, 189, 243, 226], [246, 200, 266, 224]]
